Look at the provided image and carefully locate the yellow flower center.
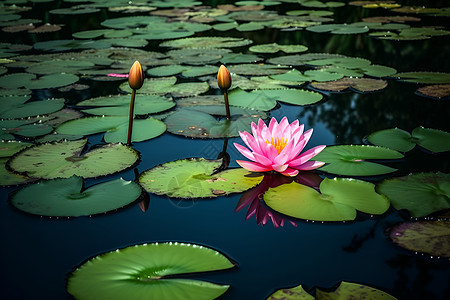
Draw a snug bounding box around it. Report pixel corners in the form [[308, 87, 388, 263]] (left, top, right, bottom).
[[267, 136, 288, 154]]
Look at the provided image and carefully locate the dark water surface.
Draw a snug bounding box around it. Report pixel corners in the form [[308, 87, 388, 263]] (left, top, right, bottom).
[[1, 0, 450, 299]]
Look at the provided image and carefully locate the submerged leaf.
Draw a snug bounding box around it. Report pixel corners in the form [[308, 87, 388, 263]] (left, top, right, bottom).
[[67, 242, 234, 300]]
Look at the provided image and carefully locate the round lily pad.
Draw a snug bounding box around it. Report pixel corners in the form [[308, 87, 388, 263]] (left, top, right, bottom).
[[389, 221, 450, 258], [160, 37, 253, 48], [416, 84, 450, 99], [139, 158, 263, 198], [267, 281, 397, 299], [165, 109, 263, 138], [270, 69, 343, 82], [377, 172, 450, 217], [78, 94, 175, 116], [120, 77, 209, 97], [264, 178, 390, 221], [0, 72, 79, 90], [56, 116, 166, 143], [0, 97, 65, 119], [147, 65, 218, 77], [7, 139, 139, 179], [306, 23, 370, 34], [0, 140, 32, 158], [10, 176, 142, 217], [314, 145, 404, 176], [261, 89, 323, 105], [0, 119, 54, 139], [1, 158, 35, 187], [67, 242, 234, 300], [33, 39, 112, 52], [394, 72, 450, 84], [228, 64, 289, 76], [311, 77, 388, 93], [249, 43, 308, 54], [228, 88, 278, 111], [368, 127, 450, 153]]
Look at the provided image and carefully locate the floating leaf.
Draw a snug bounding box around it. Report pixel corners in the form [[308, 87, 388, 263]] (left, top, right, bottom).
[[10, 176, 142, 217], [249, 43, 308, 53], [33, 39, 112, 52], [416, 84, 450, 99], [310, 77, 388, 93], [160, 37, 253, 48], [267, 281, 397, 299], [261, 88, 323, 105], [7, 139, 139, 179], [0, 140, 32, 158], [368, 127, 450, 153], [49, 7, 100, 15], [0, 72, 79, 89], [147, 65, 218, 77], [220, 53, 261, 64], [57, 116, 166, 143], [0, 119, 53, 139], [264, 178, 389, 221], [306, 23, 370, 34], [394, 72, 450, 84], [228, 88, 277, 111], [139, 158, 263, 198], [1, 158, 35, 187], [78, 94, 175, 116], [377, 172, 450, 217], [101, 16, 166, 29], [228, 64, 288, 76], [68, 242, 234, 300], [0, 97, 64, 119], [389, 221, 450, 257], [270, 69, 343, 82], [72, 29, 133, 39], [315, 145, 403, 176], [165, 109, 263, 138], [370, 27, 450, 40]]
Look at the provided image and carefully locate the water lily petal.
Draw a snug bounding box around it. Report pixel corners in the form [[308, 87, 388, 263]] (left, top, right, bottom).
[[233, 142, 256, 161], [279, 117, 289, 133], [272, 163, 288, 173], [253, 152, 273, 166], [281, 167, 299, 177], [264, 142, 280, 162], [237, 160, 272, 172], [294, 160, 325, 170], [289, 145, 326, 167], [240, 131, 261, 154], [274, 152, 289, 166]]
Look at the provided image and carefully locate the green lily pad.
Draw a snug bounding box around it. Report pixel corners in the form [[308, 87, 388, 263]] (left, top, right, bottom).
[[10, 176, 142, 217], [389, 220, 450, 257], [394, 72, 450, 84], [139, 158, 263, 198], [236, 21, 266, 32], [270, 69, 343, 82], [72, 29, 133, 39], [315, 145, 404, 176], [0, 73, 79, 89], [33, 39, 112, 52], [78, 94, 175, 116], [49, 7, 100, 15], [306, 23, 370, 34], [261, 88, 323, 105], [150, 0, 203, 8], [267, 53, 346, 66], [100, 16, 166, 29], [0, 97, 65, 119], [165, 109, 263, 138], [56, 116, 166, 143], [25, 60, 95, 75], [160, 37, 253, 48], [264, 178, 390, 221], [249, 43, 308, 54], [147, 65, 218, 77], [228, 75, 290, 90], [370, 27, 450, 40], [220, 53, 262, 64], [368, 127, 450, 153], [7, 139, 139, 179], [310, 77, 388, 93], [184, 105, 267, 119], [67, 242, 234, 300], [168, 48, 231, 65], [0, 119, 54, 139], [228, 64, 289, 76], [377, 172, 450, 217], [120, 77, 209, 97], [305, 56, 372, 69], [267, 281, 397, 299], [0, 140, 32, 158], [228, 88, 278, 111], [1, 158, 35, 187]]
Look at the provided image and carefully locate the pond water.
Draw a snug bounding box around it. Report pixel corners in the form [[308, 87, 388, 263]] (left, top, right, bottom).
[[1, 0, 449, 299]]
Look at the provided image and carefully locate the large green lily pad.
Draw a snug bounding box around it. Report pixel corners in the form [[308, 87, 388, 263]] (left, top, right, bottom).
[[310, 77, 388, 93], [368, 127, 450, 153], [264, 178, 389, 221], [377, 172, 450, 217], [389, 221, 450, 258], [0, 97, 64, 119], [7, 139, 139, 179], [164, 109, 263, 138], [78, 94, 175, 116], [33, 39, 112, 52], [1, 158, 35, 187], [139, 158, 263, 198], [249, 43, 308, 53], [270, 69, 343, 83], [146, 65, 218, 77], [267, 281, 397, 299], [228, 88, 278, 111], [261, 88, 323, 105], [306, 23, 370, 34], [0, 72, 79, 89], [394, 72, 450, 84], [315, 145, 404, 176], [67, 242, 234, 300], [10, 176, 142, 217], [0, 140, 32, 158], [57, 116, 166, 143], [160, 37, 253, 48], [0, 119, 54, 139]]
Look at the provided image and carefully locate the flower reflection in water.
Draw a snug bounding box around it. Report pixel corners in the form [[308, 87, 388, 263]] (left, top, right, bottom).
[[235, 171, 323, 228]]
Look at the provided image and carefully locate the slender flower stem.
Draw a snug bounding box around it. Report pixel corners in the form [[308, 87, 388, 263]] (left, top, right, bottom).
[[224, 90, 231, 120], [127, 89, 136, 146]]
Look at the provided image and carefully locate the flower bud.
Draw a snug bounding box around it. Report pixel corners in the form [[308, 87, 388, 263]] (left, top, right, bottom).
[[128, 60, 144, 90], [217, 65, 231, 90]]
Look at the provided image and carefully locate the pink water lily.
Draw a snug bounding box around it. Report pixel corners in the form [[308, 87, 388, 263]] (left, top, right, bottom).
[[234, 117, 326, 177]]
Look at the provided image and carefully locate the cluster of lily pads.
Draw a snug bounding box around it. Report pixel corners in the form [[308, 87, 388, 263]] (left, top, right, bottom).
[[1, 0, 450, 299]]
